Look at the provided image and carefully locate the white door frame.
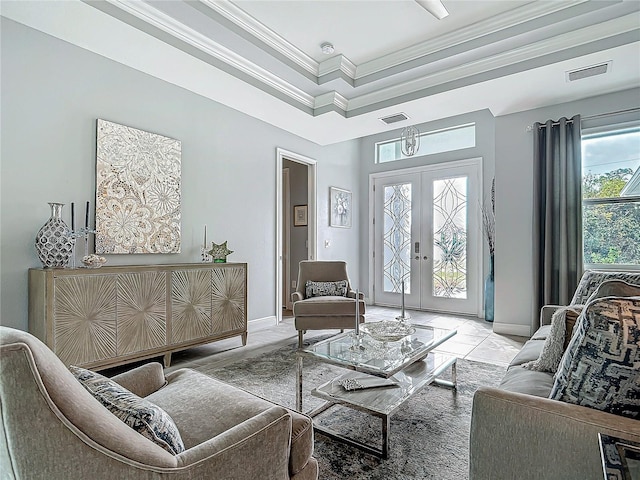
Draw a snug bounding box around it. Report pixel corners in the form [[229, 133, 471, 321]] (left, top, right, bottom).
[[276, 148, 317, 324], [368, 157, 484, 316], [282, 168, 291, 310]]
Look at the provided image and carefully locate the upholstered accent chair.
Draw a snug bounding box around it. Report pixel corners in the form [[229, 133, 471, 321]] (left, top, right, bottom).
[[292, 260, 365, 348], [0, 326, 318, 480]]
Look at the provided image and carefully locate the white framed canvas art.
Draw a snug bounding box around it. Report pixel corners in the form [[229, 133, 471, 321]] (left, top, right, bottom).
[[95, 119, 182, 254], [330, 187, 352, 228]]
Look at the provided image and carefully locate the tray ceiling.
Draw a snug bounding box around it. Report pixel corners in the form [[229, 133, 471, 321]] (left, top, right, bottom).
[[2, 0, 639, 145]]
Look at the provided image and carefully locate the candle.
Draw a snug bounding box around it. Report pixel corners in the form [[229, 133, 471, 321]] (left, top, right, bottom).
[[85, 201, 89, 229], [401, 280, 405, 318], [204, 225, 207, 248], [71, 202, 75, 231], [355, 289, 360, 335]]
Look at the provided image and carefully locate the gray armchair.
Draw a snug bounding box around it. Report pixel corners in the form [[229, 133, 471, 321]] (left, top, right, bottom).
[[292, 260, 365, 348], [0, 326, 318, 480]]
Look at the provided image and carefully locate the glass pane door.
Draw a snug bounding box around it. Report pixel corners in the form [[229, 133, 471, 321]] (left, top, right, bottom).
[[382, 183, 412, 295], [432, 176, 468, 299], [373, 160, 481, 315]]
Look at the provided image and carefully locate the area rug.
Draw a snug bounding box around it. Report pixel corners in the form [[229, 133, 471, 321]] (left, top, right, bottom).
[[191, 336, 506, 480]]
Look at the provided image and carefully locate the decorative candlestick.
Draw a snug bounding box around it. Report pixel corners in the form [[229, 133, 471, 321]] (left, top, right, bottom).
[[201, 244, 213, 262], [351, 289, 364, 351], [355, 289, 360, 335], [396, 276, 411, 325], [201, 226, 213, 262]]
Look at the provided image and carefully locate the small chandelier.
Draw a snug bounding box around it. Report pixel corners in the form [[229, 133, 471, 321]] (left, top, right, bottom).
[[400, 125, 421, 156]]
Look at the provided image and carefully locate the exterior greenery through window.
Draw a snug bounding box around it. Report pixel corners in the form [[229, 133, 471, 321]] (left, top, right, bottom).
[[581, 126, 640, 266]]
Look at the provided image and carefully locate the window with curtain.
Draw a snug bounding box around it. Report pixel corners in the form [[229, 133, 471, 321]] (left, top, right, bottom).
[[581, 123, 640, 268]]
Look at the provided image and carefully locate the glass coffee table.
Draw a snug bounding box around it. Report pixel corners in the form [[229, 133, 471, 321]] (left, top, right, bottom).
[[296, 324, 457, 458]]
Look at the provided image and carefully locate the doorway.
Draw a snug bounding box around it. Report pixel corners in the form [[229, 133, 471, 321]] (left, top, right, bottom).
[[276, 148, 317, 324], [370, 158, 482, 316]]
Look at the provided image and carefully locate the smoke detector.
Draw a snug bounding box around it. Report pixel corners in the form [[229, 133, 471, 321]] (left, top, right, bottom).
[[321, 43, 335, 55]]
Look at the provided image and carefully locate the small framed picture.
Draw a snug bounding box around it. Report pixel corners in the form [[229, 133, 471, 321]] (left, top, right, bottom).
[[330, 187, 352, 228], [294, 205, 308, 226]]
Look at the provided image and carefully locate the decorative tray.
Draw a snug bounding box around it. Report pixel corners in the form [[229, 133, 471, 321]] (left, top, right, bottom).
[[361, 321, 415, 342]]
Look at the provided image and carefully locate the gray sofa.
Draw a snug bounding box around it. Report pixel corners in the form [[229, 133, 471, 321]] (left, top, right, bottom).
[[469, 270, 640, 480], [0, 326, 318, 480]]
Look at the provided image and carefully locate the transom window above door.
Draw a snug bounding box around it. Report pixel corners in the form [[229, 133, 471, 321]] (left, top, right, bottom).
[[375, 123, 476, 163]]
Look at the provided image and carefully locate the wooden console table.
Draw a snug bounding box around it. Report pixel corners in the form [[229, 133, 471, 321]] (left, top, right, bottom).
[[28, 263, 247, 370]]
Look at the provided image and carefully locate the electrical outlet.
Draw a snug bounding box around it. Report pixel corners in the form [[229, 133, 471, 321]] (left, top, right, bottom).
[[324, 239, 331, 248], [292, 280, 297, 288]]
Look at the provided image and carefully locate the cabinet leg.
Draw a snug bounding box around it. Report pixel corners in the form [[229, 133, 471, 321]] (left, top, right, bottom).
[[241, 332, 248, 346], [163, 352, 172, 368]]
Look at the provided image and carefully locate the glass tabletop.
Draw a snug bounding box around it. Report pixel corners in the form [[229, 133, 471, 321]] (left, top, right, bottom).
[[599, 433, 640, 480], [299, 324, 457, 378]]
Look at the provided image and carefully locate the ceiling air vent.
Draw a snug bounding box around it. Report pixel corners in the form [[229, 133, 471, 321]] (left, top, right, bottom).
[[379, 113, 409, 125], [566, 62, 611, 82]]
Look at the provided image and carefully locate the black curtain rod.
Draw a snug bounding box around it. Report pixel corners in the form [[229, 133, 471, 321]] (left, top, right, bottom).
[[582, 107, 640, 121], [530, 107, 640, 130]]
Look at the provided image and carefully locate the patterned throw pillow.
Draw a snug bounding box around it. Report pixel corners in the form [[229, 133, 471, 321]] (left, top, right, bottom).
[[305, 280, 348, 298], [571, 270, 640, 305], [549, 297, 640, 419], [70, 366, 185, 455]]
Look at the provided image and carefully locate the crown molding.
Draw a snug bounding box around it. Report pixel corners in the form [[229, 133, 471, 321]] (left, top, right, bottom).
[[354, 0, 588, 79], [105, 0, 315, 108], [346, 13, 640, 111], [314, 91, 349, 113], [192, 0, 588, 85], [318, 54, 357, 80], [103, 1, 639, 117], [198, 0, 319, 77]]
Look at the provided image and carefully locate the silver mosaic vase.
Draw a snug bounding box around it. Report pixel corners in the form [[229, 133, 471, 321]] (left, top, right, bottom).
[[35, 202, 75, 268]]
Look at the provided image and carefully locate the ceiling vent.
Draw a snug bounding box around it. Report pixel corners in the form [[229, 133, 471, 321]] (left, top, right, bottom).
[[566, 62, 611, 82], [379, 113, 409, 125]]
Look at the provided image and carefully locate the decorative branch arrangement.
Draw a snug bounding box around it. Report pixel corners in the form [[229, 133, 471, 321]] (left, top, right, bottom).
[[481, 178, 495, 256]]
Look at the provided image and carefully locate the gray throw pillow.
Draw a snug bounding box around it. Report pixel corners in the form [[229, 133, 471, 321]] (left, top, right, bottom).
[[549, 296, 640, 419], [70, 366, 185, 455], [305, 280, 348, 298], [587, 279, 640, 301], [571, 271, 640, 305]]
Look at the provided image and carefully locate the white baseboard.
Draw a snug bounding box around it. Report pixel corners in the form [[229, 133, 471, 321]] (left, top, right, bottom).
[[492, 322, 531, 337], [249, 315, 277, 324]]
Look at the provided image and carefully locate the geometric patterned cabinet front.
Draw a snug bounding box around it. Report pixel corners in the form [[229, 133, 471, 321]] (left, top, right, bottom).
[[28, 263, 247, 371]]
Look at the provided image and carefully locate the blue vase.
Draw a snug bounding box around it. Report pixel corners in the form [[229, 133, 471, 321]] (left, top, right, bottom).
[[484, 256, 494, 322]]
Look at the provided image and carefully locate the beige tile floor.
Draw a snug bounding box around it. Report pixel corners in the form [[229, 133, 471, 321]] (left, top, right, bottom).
[[164, 305, 527, 374]]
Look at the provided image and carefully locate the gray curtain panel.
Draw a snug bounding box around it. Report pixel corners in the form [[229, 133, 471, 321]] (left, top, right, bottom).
[[533, 115, 582, 319]]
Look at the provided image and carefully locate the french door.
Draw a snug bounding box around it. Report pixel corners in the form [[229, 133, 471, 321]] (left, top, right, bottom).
[[372, 159, 482, 315]]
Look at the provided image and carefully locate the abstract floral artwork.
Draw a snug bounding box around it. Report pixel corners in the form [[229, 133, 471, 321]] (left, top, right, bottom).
[[330, 187, 352, 228], [95, 119, 181, 254]]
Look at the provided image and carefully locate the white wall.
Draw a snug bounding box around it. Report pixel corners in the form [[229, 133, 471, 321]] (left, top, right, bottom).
[[0, 18, 361, 331], [4, 19, 637, 336], [493, 87, 640, 336]]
